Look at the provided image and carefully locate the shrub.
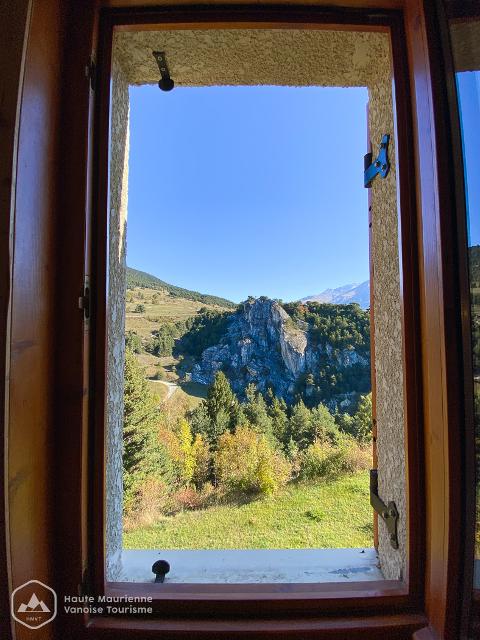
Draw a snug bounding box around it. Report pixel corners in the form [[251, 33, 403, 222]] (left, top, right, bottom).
[[170, 483, 215, 513], [215, 426, 291, 496], [191, 434, 211, 487], [123, 477, 171, 530], [152, 366, 165, 381], [171, 486, 204, 511], [134, 303, 145, 313], [125, 330, 142, 354], [299, 436, 370, 481]]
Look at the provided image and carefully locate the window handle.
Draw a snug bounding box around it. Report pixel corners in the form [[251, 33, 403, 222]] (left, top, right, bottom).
[[152, 560, 170, 583], [370, 469, 399, 549]]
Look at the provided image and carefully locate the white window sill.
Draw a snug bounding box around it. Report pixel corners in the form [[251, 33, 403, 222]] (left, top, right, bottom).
[[119, 548, 382, 583]]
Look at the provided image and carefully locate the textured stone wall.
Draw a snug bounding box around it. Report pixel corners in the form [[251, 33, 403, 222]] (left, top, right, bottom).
[[114, 28, 394, 88], [450, 20, 480, 71], [106, 57, 130, 581], [368, 57, 405, 581], [108, 28, 405, 580]]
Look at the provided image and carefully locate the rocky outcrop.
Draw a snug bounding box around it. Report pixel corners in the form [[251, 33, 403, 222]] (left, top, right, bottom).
[[191, 298, 369, 402]]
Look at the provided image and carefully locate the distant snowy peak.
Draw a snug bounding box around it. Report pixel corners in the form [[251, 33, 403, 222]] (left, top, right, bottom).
[[301, 281, 370, 309]]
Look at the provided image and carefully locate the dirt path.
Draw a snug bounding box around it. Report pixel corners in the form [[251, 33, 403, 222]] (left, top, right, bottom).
[[150, 379, 179, 400]]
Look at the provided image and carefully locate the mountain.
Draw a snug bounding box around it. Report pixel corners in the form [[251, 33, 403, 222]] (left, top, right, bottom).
[[301, 281, 370, 309], [190, 297, 370, 408], [126, 267, 236, 309], [18, 593, 50, 613]]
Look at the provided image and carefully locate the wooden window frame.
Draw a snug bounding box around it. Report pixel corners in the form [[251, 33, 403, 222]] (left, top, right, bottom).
[[84, 2, 426, 630], [3, 1, 473, 639]]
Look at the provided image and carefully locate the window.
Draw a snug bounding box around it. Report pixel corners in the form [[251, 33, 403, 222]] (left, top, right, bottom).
[[92, 7, 422, 608], [7, 1, 469, 638]]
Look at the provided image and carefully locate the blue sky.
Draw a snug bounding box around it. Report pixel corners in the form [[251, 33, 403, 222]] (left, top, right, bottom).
[[126, 85, 369, 303], [457, 71, 480, 248]]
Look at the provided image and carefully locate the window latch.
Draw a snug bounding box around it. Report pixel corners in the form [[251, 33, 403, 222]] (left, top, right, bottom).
[[364, 134, 390, 188], [153, 51, 174, 92], [152, 559, 170, 583], [370, 469, 399, 549]]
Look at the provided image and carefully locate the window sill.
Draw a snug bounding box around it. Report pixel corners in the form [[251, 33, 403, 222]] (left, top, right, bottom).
[[119, 547, 382, 584]]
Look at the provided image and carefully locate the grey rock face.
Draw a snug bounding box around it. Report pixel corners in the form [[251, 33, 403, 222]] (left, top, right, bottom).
[[191, 298, 368, 402]]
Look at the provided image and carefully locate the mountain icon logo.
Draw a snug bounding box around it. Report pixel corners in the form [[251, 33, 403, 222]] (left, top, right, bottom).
[[18, 592, 51, 613], [11, 580, 57, 629]]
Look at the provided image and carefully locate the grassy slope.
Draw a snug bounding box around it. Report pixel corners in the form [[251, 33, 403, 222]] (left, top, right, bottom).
[[126, 287, 228, 340], [124, 472, 372, 549], [127, 267, 236, 309]]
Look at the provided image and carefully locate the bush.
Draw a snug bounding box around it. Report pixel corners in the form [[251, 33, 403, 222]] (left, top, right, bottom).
[[299, 436, 370, 481], [191, 434, 211, 487], [125, 330, 142, 354], [123, 477, 171, 530], [134, 303, 145, 313], [171, 486, 205, 511], [215, 426, 291, 496], [152, 366, 165, 381], [169, 484, 215, 513]]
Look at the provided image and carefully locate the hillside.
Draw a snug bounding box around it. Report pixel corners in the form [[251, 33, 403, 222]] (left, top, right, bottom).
[[127, 266, 236, 309], [301, 281, 370, 309]]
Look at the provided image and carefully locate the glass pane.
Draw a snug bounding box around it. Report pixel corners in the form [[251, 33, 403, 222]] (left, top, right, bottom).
[[449, 15, 480, 589]]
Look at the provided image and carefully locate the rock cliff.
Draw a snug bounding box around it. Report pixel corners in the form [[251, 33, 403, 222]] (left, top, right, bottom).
[[191, 298, 369, 404]]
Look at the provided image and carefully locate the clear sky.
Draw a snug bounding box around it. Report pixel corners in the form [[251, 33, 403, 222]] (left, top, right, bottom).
[[126, 84, 369, 303], [457, 71, 480, 248]]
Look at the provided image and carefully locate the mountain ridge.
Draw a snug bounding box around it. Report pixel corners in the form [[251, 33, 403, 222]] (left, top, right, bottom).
[[301, 281, 370, 309], [127, 266, 237, 309]]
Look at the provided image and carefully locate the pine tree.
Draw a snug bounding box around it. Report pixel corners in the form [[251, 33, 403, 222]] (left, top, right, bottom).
[[289, 400, 314, 450], [123, 349, 164, 510], [243, 384, 274, 441], [268, 396, 289, 447], [352, 393, 373, 443], [204, 371, 237, 447], [310, 403, 339, 444]]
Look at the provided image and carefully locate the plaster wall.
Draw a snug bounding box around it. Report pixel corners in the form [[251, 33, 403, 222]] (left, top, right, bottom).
[[106, 57, 130, 581], [450, 20, 480, 72], [106, 27, 405, 581]]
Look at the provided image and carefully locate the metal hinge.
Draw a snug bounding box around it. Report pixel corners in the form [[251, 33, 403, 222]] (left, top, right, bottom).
[[152, 51, 175, 92], [85, 58, 96, 91], [364, 134, 390, 188], [78, 277, 90, 320], [370, 469, 399, 549]]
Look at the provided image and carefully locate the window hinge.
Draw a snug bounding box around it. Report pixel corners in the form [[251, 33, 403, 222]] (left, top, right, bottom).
[[78, 278, 90, 320], [370, 469, 399, 549], [364, 134, 390, 188], [85, 58, 96, 91]]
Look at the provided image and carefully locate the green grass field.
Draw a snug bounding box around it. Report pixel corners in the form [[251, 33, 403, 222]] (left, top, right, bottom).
[[126, 287, 231, 340], [124, 472, 373, 550]]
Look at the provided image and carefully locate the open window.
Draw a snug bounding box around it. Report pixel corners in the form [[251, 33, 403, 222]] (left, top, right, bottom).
[[89, 4, 423, 626]]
